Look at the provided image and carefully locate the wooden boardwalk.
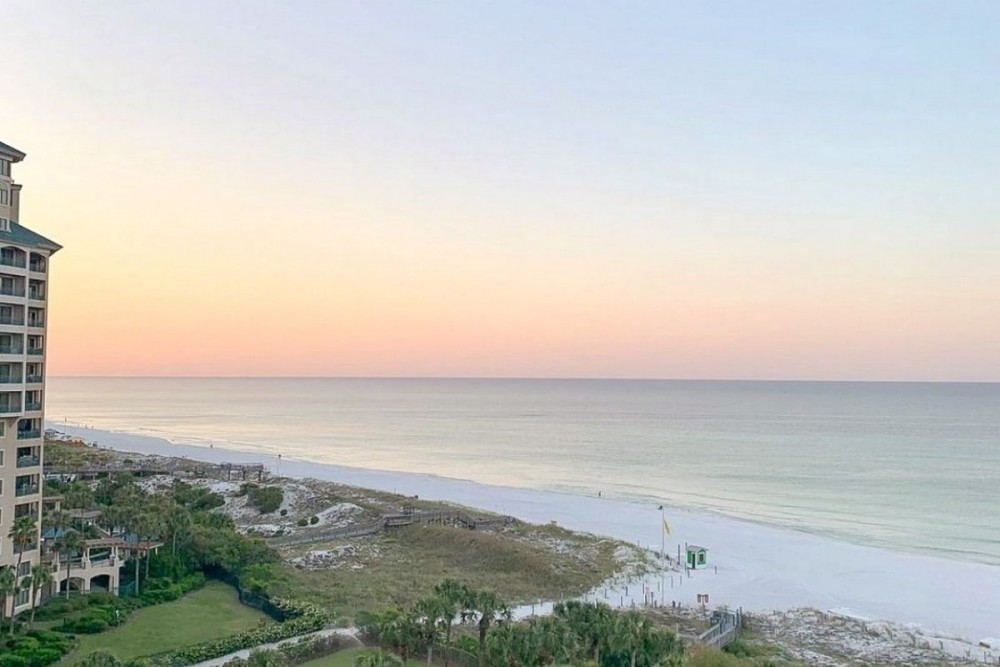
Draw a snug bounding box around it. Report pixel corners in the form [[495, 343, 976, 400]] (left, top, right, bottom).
[[269, 509, 518, 548]]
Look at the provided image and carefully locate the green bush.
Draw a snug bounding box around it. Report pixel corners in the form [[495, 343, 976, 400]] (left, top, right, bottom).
[[246, 486, 283, 514], [0, 629, 75, 667], [309, 516, 319, 525], [296, 518, 308, 527]]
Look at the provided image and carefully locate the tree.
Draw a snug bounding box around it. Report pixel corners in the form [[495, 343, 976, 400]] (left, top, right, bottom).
[[468, 589, 511, 666], [8, 515, 38, 611], [434, 578, 470, 667], [415, 596, 448, 666], [353, 649, 404, 667], [0, 566, 14, 636], [29, 562, 54, 625], [528, 615, 577, 666], [58, 529, 86, 599], [554, 600, 615, 665]]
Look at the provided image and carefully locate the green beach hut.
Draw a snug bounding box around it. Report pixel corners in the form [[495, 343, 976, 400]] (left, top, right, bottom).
[[686, 545, 708, 570]]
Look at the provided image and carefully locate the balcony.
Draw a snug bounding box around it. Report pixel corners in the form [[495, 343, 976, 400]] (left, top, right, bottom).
[[0, 403, 23, 414], [0, 375, 23, 384], [0, 316, 24, 326], [28, 262, 46, 274], [17, 455, 40, 468], [25, 374, 42, 383], [28, 291, 45, 302], [0, 256, 26, 270], [24, 402, 41, 411], [0, 345, 24, 354], [0, 286, 25, 298], [27, 347, 43, 356], [15, 484, 39, 497], [27, 319, 44, 328], [17, 430, 41, 440]]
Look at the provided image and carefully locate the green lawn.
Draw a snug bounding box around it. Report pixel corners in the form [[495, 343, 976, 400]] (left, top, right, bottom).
[[65, 581, 267, 664], [299, 648, 425, 667]]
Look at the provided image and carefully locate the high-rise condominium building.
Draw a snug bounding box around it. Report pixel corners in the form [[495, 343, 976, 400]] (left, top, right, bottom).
[[0, 139, 61, 617]]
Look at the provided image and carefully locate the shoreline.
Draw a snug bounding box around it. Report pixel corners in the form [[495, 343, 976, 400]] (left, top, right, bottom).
[[48, 422, 1000, 645]]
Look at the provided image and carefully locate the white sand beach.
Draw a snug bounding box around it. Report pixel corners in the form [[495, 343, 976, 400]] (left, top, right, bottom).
[[51, 423, 1000, 649]]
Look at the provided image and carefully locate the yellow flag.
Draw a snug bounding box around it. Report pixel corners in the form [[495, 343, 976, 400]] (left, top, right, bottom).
[[662, 518, 671, 535]]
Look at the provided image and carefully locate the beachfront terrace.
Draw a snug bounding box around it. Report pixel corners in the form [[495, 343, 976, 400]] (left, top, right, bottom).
[[15, 473, 40, 497], [17, 445, 41, 468], [27, 334, 43, 355], [0, 273, 25, 297], [28, 278, 46, 301], [0, 246, 27, 269], [0, 332, 24, 354], [0, 362, 24, 383], [0, 303, 25, 326], [28, 252, 47, 274], [18, 417, 42, 439], [0, 389, 22, 413]]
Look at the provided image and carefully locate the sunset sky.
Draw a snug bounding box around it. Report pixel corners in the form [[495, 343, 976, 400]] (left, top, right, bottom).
[[5, 1, 999, 380]]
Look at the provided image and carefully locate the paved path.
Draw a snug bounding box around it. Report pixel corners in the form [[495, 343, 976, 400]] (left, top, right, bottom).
[[188, 628, 361, 667]]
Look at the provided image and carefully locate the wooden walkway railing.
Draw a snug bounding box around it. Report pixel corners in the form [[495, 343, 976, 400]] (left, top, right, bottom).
[[269, 510, 518, 548]]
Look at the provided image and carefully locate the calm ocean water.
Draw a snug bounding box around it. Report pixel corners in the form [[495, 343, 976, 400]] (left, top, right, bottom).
[[45, 378, 1000, 566]]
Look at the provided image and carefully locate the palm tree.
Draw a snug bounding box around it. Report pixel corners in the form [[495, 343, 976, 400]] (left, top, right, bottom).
[[434, 579, 469, 667], [416, 596, 447, 666], [58, 529, 85, 599], [9, 515, 38, 585], [554, 600, 614, 665], [529, 615, 576, 666], [166, 503, 192, 557], [352, 649, 404, 667], [468, 589, 511, 667], [28, 563, 53, 625], [0, 566, 14, 637]]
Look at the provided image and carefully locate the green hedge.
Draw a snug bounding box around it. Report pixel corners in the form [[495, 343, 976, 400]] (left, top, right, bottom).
[[0, 629, 76, 667], [134, 599, 327, 667]]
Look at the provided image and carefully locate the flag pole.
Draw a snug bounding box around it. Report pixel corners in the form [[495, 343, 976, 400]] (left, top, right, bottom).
[[659, 505, 665, 559]]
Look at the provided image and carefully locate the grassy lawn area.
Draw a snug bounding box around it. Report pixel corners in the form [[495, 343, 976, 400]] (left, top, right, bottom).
[[65, 581, 267, 664], [299, 648, 425, 667]]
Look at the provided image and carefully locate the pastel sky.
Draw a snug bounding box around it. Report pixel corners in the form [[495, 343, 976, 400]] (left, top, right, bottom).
[[5, 1, 999, 380]]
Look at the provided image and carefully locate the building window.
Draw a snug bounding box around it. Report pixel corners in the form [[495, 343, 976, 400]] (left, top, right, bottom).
[[15, 587, 30, 606], [0, 218, 8, 232], [17, 561, 31, 577], [0, 159, 9, 177], [0, 421, 5, 438], [0, 189, 8, 204]]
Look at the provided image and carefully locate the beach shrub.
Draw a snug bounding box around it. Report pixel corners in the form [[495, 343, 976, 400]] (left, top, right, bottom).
[[247, 486, 283, 514], [279, 509, 288, 517], [296, 518, 308, 527], [309, 516, 319, 525]]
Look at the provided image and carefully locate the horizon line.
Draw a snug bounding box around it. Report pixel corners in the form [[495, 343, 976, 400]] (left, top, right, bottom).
[[47, 375, 1000, 384]]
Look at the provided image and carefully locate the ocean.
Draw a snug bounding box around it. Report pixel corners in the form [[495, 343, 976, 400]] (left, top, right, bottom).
[[45, 377, 1000, 566]]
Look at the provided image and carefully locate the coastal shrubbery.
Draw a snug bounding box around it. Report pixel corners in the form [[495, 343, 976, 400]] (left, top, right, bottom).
[[0, 629, 75, 667], [358, 580, 685, 667], [246, 486, 284, 514]]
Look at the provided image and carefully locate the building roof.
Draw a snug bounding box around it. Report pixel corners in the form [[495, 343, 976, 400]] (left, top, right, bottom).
[[0, 221, 62, 253], [0, 140, 26, 161], [687, 545, 708, 551]]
